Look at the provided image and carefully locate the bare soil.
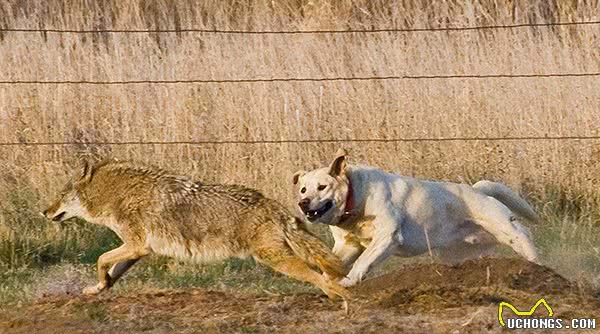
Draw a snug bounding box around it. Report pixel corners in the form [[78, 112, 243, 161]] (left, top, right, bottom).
[[1, 258, 599, 334]]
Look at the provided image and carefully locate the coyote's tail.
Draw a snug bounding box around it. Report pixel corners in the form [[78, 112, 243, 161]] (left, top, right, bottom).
[[473, 180, 540, 223], [284, 218, 348, 279]]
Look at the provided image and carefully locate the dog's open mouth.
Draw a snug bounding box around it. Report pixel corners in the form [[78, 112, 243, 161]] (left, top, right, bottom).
[[52, 212, 66, 222], [304, 201, 333, 222]]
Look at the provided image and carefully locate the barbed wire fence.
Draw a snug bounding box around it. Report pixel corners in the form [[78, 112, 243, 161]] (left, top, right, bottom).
[[1, 20, 599, 33], [1, 135, 600, 147], [1, 72, 599, 86], [1, 20, 599, 147]]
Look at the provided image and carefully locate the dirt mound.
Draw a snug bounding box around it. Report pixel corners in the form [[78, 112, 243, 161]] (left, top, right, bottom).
[[356, 257, 575, 296], [354, 258, 598, 318], [2, 258, 598, 334]]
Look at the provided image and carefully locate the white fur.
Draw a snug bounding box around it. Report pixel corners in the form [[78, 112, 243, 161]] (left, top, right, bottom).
[[295, 161, 540, 287]]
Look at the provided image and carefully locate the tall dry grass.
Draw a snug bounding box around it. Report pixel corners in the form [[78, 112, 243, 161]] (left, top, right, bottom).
[[0, 0, 599, 297]]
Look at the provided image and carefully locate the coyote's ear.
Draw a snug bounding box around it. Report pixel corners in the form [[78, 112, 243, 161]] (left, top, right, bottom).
[[329, 148, 348, 177], [79, 160, 93, 183], [292, 170, 306, 185]]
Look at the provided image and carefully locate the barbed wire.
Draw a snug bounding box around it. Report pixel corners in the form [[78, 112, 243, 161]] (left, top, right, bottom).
[[0, 20, 599, 34], [1, 135, 599, 147], [1, 21, 597, 147], [1, 72, 599, 85]]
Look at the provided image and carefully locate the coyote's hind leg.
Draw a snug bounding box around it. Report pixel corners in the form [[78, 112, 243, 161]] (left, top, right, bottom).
[[108, 258, 140, 286], [253, 247, 350, 301]]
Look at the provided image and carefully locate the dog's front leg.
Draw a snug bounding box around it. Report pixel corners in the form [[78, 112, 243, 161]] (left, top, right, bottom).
[[333, 242, 363, 269], [339, 232, 401, 287], [330, 227, 363, 269]]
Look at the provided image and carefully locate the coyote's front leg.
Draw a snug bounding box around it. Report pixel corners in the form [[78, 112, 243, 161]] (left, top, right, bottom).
[[83, 244, 147, 295]]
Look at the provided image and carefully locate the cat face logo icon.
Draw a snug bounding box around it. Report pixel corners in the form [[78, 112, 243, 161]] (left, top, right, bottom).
[[498, 298, 554, 327]]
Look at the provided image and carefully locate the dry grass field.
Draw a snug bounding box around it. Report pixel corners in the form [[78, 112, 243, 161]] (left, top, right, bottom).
[[0, 0, 599, 332]]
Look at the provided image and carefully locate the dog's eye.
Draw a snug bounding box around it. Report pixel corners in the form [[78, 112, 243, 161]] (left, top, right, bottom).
[[317, 185, 326, 191], [300, 187, 306, 194]]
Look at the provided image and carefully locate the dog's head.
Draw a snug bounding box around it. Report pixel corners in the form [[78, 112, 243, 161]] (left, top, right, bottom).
[[42, 161, 93, 223], [293, 148, 350, 225]]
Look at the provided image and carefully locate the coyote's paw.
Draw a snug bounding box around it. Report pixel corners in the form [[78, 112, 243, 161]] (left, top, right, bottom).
[[82, 283, 107, 295], [323, 281, 351, 300]]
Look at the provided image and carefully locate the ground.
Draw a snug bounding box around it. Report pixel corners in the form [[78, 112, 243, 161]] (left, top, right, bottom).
[[1, 258, 598, 334]]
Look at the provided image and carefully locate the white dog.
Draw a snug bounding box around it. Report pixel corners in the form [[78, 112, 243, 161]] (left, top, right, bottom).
[[293, 148, 540, 287]]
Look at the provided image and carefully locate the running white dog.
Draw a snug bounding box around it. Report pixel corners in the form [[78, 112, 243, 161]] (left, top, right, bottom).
[[293, 148, 540, 287]]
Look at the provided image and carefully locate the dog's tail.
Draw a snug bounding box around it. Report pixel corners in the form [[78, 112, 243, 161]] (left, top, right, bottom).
[[473, 180, 540, 222], [283, 218, 348, 280]]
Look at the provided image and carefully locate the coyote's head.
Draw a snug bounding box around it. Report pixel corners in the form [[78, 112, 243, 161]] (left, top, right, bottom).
[[43, 161, 93, 223], [293, 148, 351, 225]]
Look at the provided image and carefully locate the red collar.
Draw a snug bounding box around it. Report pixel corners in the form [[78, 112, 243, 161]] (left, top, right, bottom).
[[339, 178, 355, 223]]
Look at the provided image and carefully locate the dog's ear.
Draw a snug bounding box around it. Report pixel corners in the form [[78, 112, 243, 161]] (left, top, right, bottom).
[[292, 170, 306, 185], [329, 148, 348, 177]]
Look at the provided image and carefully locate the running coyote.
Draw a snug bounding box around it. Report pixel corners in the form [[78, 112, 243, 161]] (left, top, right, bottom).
[[43, 160, 349, 300]]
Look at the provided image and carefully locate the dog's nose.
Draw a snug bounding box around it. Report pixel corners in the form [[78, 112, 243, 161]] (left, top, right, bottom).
[[298, 198, 311, 211]]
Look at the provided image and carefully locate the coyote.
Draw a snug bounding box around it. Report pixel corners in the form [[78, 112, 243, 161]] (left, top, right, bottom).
[[43, 160, 349, 300]]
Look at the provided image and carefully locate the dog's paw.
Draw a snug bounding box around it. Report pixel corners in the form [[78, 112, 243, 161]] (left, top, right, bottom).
[[82, 283, 106, 295], [338, 277, 357, 288]]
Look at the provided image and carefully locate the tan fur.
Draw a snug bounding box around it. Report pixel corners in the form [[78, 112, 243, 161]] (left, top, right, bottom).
[[43, 160, 349, 300]]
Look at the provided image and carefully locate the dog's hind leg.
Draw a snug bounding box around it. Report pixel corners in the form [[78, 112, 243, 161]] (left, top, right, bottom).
[[468, 197, 539, 263]]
